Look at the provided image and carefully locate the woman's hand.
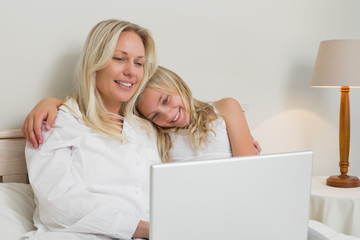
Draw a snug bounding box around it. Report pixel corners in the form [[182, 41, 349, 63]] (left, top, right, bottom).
[[132, 220, 149, 239], [21, 98, 63, 148]]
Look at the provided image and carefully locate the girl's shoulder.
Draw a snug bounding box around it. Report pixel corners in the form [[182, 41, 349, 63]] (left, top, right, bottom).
[[212, 98, 243, 118]]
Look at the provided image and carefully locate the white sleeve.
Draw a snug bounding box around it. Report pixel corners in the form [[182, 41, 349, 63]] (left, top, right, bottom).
[[25, 115, 140, 239]]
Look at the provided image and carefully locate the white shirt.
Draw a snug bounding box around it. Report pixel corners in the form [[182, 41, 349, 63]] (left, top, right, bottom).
[[24, 99, 160, 240], [170, 109, 232, 162]]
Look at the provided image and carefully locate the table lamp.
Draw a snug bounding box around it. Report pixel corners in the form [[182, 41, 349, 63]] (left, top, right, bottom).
[[311, 39, 360, 188]]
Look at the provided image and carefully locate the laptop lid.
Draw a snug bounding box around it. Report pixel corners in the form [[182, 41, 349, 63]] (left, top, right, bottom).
[[150, 151, 313, 240]]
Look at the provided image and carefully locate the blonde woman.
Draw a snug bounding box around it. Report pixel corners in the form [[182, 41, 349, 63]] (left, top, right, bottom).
[[24, 19, 160, 240]]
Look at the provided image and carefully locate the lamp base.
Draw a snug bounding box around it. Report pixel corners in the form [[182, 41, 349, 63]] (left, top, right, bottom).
[[326, 174, 360, 188]]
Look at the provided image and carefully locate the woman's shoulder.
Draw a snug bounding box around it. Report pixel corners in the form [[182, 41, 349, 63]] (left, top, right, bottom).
[[31, 99, 88, 151], [59, 98, 82, 117], [52, 98, 85, 130]]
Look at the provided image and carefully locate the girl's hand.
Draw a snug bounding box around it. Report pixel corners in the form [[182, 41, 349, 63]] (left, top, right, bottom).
[[21, 98, 63, 148], [252, 136, 262, 154]]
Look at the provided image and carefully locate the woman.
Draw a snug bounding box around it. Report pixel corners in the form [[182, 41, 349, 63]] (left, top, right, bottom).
[[23, 19, 159, 240]]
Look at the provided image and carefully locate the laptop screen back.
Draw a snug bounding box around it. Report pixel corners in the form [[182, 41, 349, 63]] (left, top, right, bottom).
[[150, 151, 313, 240]]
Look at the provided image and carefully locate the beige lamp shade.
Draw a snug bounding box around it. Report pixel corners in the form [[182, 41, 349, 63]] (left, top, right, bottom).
[[311, 40, 360, 88]]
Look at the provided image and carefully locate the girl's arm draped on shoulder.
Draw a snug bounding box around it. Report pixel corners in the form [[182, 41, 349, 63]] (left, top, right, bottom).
[[213, 98, 257, 156], [21, 97, 64, 148]]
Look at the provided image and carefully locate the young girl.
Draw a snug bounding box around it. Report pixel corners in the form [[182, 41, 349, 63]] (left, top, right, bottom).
[[135, 66, 258, 162], [22, 66, 260, 162]]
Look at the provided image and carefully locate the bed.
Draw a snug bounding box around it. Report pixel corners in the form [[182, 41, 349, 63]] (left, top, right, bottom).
[[0, 129, 35, 239], [0, 129, 359, 240]]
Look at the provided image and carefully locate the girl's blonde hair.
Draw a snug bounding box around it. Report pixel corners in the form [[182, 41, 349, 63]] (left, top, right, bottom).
[[73, 19, 157, 141], [135, 66, 217, 162]]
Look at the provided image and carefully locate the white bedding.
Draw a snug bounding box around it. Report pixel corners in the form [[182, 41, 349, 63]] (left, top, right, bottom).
[[309, 220, 360, 240], [0, 183, 36, 240], [0, 183, 359, 240]]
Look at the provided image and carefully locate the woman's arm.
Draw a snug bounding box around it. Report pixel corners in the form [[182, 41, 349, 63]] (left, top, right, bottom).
[[213, 98, 257, 156], [22, 97, 63, 148], [26, 107, 145, 239]]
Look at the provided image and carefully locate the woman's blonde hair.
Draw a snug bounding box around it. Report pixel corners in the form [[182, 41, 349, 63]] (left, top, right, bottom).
[[73, 19, 157, 141], [135, 66, 217, 162]]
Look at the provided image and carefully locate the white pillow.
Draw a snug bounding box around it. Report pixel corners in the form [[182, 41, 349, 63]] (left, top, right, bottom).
[[0, 183, 36, 240]]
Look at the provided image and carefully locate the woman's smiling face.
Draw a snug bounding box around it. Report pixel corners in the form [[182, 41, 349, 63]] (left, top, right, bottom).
[[96, 30, 145, 113], [137, 87, 190, 128]]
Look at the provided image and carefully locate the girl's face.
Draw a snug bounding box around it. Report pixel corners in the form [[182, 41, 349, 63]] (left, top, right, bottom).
[[137, 87, 190, 128], [96, 31, 145, 113]]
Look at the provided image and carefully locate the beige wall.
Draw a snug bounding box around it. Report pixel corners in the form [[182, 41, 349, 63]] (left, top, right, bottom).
[[1, 0, 360, 176]]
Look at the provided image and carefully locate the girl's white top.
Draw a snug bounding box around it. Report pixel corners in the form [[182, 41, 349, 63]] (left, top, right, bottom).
[[170, 106, 232, 162], [24, 99, 160, 240]]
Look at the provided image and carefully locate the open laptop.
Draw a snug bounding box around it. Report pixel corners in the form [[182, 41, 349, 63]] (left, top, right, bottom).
[[150, 151, 313, 240]]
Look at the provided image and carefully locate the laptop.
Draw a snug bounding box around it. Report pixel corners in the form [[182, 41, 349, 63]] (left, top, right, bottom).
[[150, 151, 313, 240]]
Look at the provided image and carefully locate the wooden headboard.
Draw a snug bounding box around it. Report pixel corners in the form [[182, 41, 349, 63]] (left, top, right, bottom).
[[0, 129, 28, 183]]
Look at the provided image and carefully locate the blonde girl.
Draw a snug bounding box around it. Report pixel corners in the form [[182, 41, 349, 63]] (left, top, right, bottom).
[[136, 66, 258, 162]]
